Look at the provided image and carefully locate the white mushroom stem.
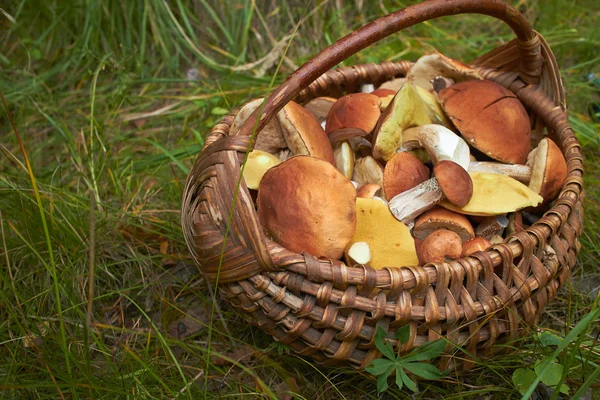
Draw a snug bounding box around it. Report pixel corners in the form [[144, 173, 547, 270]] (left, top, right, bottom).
[[347, 242, 371, 265], [388, 178, 443, 224], [399, 124, 470, 170], [468, 162, 531, 183], [475, 215, 509, 240], [360, 83, 375, 93]]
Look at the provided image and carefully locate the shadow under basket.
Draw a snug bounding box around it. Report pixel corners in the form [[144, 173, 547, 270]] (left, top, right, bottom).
[[181, 0, 584, 371]]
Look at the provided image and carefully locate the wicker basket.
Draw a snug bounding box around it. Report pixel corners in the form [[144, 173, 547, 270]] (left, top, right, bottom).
[[181, 0, 584, 371]]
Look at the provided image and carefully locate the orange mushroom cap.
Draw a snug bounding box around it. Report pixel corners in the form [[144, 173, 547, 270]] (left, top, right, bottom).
[[438, 80, 531, 164], [413, 207, 474, 242], [421, 229, 462, 264], [257, 156, 356, 260], [383, 152, 430, 201], [326, 93, 381, 136]]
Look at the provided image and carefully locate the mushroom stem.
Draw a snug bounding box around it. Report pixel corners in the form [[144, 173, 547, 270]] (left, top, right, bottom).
[[400, 125, 470, 170], [468, 161, 531, 183], [388, 160, 473, 225], [388, 178, 444, 224], [475, 215, 509, 240], [360, 83, 375, 93]]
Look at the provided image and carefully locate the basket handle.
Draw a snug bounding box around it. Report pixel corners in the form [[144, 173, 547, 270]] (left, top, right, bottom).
[[236, 0, 541, 141]]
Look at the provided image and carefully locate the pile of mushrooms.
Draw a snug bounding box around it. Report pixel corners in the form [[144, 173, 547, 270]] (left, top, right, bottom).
[[234, 52, 568, 272]]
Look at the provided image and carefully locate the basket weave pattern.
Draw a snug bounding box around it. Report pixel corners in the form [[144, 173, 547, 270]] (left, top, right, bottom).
[[182, 0, 584, 370]]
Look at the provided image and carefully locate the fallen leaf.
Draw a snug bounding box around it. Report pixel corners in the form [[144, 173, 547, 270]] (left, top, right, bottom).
[[211, 345, 256, 366], [23, 322, 50, 349], [166, 305, 209, 340]]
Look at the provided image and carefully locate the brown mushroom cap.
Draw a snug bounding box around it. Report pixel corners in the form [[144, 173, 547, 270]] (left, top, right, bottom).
[[413, 207, 474, 242], [325, 93, 381, 136], [527, 138, 567, 204], [421, 229, 462, 263], [372, 88, 396, 97], [356, 183, 381, 199], [461, 237, 492, 257], [383, 152, 430, 200], [279, 101, 334, 164], [257, 156, 356, 260], [433, 160, 473, 207], [304, 97, 337, 123], [438, 80, 531, 164]]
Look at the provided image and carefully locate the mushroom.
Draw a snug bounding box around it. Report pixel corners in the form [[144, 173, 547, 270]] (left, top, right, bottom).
[[526, 138, 567, 205], [414, 237, 425, 265], [230, 98, 287, 154], [304, 96, 337, 124], [406, 53, 482, 94], [378, 77, 406, 92], [414, 86, 453, 128], [406, 53, 482, 129], [356, 183, 381, 199], [467, 138, 567, 198], [325, 93, 382, 137], [406, 53, 482, 128], [278, 101, 335, 164], [489, 235, 505, 245], [278, 148, 293, 162], [399, 124, 471, 170], [474, 215, 509, 240], [257, 155, 356, 260], [346, 198, 418, 269], [388, 160, 473, 225], [346, 241, 371, 265], [352, 156, 384, 187], [333, 141, 355, 180], [505, 212, 524, 236], [372, 83, 431, 162], [467, 161, 531, 183], [348, 137, 373, 158], [383, 152, 430, 201], [360, 83, 375, 93], [420, 229, 463, 264], [413, 207, 474, 243], [438, 79, 531, 164], [461, 237, 492, 257], [440, 172, 542, 216], [242, 150, 281, 190], [372, 88, 396, 97], [371, 88, 397, 110]]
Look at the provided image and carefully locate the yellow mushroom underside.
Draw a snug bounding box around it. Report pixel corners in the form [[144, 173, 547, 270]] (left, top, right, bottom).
[[346, 198, 419, 269], [441, 172, 543, 216], [242, 150, 281, 189]]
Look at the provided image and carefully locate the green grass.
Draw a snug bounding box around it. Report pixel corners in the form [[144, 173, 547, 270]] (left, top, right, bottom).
[[1, 0, 599, 398]]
